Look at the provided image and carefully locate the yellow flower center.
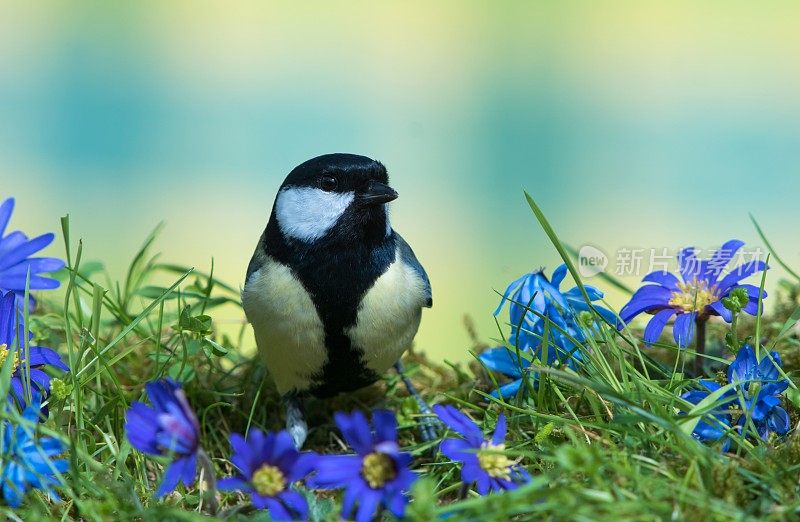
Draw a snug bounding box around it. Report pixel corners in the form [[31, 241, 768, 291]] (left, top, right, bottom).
[[251, 464, 286, 497], [668, 279, 718, 312], [0, 344, 20, 373], [477, 443, 516, 480], [362, 452, 397, 489]]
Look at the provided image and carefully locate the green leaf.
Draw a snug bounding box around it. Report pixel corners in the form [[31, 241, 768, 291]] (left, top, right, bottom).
[[173, 305, 213, 335], [202, 339, 229, 357]]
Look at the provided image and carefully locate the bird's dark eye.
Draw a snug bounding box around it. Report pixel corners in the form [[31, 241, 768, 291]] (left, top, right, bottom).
[[319, 176, 338, 192]]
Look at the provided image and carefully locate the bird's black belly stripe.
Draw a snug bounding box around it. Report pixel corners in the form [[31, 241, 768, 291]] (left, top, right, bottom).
[[262, 207, 396, 397], [310, 333, 379, 398]]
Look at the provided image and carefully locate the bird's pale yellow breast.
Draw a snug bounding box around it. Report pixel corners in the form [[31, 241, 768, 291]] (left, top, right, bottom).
[[242, 256, 328, 395], [346, 251, 429, 375]]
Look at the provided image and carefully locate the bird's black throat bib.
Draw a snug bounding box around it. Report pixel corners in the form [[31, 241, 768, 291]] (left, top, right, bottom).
[[261, 210, 396, 397]]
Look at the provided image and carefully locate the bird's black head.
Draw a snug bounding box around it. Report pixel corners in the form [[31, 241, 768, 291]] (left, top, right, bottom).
[[272, 153, 397, 244]]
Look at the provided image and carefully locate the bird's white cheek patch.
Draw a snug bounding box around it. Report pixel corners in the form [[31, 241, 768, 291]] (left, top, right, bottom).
[[275, 187, 354, 242]]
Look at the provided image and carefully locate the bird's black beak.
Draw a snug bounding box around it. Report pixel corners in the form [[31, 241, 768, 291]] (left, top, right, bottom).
[[358, 181, 398, 206]]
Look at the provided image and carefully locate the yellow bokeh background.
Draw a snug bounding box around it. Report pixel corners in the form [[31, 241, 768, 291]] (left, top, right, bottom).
[[2, 2, 800, 360]]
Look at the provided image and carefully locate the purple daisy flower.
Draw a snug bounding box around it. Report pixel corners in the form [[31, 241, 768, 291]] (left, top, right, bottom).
[[309, 410, 417, 522], [0, 197, 65, 312], [0, 291, 69, 411], [433, 405, 529, 495], [218, 429, 314, 521], [619, 240, 767, 347], [124, 379, 201, 497]]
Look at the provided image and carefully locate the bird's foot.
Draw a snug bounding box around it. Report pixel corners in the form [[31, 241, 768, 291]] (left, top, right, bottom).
[[416, 410, 443, 443], [284, 394, 308, 449], [394, 361, 442, 444], [287, 417, 308, 450]]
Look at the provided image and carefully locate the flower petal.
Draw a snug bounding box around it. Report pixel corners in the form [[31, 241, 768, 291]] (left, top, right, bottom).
[[2, 467, 26, 508], [334, 411, 373, 455], [475, 471, 491, 495], [619, 286, 673, 323], [672, 312, 696, 348], [125, 402, 160, 455], [263, 497, 292, 520], [728, 345, 758, 384], [491, 379, 525, 399], [493, 273, 530, 316], [27, 346, 69, 371], [340, 479, 366, 519], [0, 233, 56, 271], [307, 455, 362, 489], [0, 198, 14, 239], [229, 432, 255, 476], [717, 261, 768, 293], [768, 407, 790, 436], [704, 240, 745, 283], [354, 488, 381, 522], [440, 437, 475, 462], [479, 347, 525, 378], [678, 247, 700, 282], [708, 301, 733, 322], [491, 414, 507, 446], [156, 459, 184, 497], [433, 405, 484, 446], [372, 409, 398, 446], [642, 271, 680, 291], [643, 309, 675, 344], [217, 477, 252, 491], [278, 490, 309, 520], [268, 430, 296, 465], [386, 487, 410, 518], [178, 453, 198, 488], [551, 264, 568, 288], [0, 274, 61, 291]]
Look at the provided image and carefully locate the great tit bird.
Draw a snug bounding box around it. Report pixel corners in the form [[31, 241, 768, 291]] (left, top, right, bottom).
[[242, 153, 434, 448]]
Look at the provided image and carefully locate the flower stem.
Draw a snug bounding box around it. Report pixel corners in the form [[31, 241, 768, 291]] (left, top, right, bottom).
[[694, 318, 706, 376], [197, 448, 219, 515]]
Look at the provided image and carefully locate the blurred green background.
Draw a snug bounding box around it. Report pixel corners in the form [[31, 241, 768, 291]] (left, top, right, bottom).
[[2, 2, 800, 360]]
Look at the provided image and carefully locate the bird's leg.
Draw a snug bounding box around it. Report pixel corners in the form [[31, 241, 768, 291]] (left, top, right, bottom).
[[394, 361, 441, 443], [283, 393, 308, 449]]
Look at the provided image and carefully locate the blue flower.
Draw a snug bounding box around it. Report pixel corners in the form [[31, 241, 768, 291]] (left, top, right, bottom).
[[0, 291, 69, 411], [0, 197, 65, 312], [485, 265, 615, 397], [680, 380, 734, 451], [124, 379, 201, 496], [680, 345, 790, 448], [218, 429, 314, 521], [495, 265, 616, 365], [434, 405, 529, 495], [1, 393, 68, 507], [309, 410, 417, 522], [620, 240, 767, 347], [479, 346, 533, 398], [727, 345, 790, 439]]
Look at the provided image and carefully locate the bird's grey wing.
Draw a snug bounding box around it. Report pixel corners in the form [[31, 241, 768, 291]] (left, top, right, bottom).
[[245, 233, 268, 283], [395, 232, 432, 308]]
